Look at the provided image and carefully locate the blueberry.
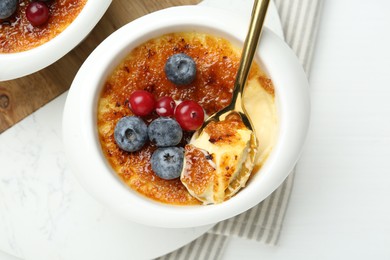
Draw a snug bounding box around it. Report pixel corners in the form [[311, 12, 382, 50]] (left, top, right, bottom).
[[151, 147, 184, 180], [165, 53, 196, 85], [0, 0, 18, 20], [148, 117, 183, 147], [114, 116, 148, 152]]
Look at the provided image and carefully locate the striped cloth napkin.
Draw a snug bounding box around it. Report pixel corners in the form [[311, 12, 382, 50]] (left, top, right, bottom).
[[158, 0, 323, 259]]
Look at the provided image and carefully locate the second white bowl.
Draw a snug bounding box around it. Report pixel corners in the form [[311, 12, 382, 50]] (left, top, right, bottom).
[[0, 0, 112, 81]]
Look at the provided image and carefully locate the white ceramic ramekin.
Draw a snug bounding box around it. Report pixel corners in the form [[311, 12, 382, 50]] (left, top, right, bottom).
[[63, 5, 310, 228], [0, 0, 112, 81]]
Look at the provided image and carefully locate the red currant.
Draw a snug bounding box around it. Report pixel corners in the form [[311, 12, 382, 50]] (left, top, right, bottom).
[[129, 90, 156, 116], [155, 96, 176, 117], [174, 100, 204, 131], [26, 2, 50, 27]]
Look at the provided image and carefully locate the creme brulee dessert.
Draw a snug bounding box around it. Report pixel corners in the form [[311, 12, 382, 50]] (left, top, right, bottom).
[[97, 32, 278, 205], [0, 0, 87, 53]]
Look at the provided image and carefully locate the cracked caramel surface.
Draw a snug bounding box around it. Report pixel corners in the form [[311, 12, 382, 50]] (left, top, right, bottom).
[[97, 32, 273, 205]]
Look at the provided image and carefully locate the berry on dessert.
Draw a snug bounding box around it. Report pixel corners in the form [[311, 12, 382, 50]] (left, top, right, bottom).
[[151, 147, 184, 180], [155, 96, 176, 117], [174, 100, 205, 131], [0, 0, 18, 19], [129, 90, 156, 116], [26, 1, 50, 27], [114, 116, 148, 152], [164, 53, 196, 85], [148, 117, 183, 147]]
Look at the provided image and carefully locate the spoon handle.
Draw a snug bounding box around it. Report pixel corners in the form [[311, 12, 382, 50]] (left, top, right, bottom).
[[231, 0, 270, 105]]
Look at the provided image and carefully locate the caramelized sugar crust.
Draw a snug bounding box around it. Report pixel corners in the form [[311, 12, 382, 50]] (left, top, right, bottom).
[[0, 0, 87, 53], [97, 32, 274, 205], [205, 113, 246, 145], [181, 144, 215, 197]]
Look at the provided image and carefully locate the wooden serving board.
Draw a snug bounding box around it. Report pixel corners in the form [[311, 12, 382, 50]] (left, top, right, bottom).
[[0, 0, 200, 133]]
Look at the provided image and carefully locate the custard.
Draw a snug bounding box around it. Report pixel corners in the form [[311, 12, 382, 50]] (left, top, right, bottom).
[[97, 32, 277, 205]]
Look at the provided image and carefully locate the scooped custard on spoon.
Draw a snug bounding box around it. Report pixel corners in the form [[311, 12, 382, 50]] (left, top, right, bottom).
[[181, 113, 255, 204]]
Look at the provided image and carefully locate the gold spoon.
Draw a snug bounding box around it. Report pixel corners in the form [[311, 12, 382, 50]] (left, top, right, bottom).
[[195, 0, 270, 197], [199, 0, 270, 132]]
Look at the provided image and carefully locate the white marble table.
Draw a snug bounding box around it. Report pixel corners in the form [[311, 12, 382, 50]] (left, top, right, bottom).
[[2, 0, 390, 259]]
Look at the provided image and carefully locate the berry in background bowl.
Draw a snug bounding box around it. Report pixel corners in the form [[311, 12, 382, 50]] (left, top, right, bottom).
[[63, 6, 310, 228], [0, 0, 112, 80]]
